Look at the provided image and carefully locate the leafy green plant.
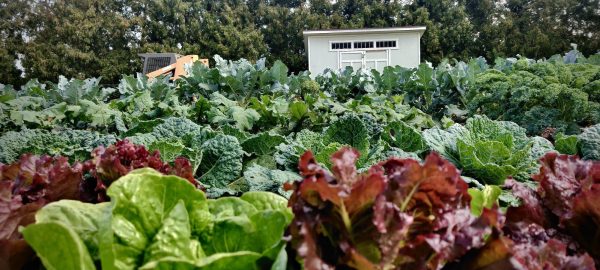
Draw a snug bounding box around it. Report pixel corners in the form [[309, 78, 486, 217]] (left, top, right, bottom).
[[0, 129, 117, 163], [22, 169, 292, 270], [578, 124, 600, 160], [423, 115, 554, 184]]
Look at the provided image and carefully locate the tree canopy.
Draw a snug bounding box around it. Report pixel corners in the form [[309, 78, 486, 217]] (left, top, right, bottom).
[[1, 0, 598, 85]]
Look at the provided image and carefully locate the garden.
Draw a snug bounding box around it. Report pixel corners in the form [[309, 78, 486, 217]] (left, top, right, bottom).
[[1, 50, 599, 269]]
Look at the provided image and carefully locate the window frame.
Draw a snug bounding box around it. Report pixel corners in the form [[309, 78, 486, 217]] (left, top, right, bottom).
[[329, 38, 399, 51]]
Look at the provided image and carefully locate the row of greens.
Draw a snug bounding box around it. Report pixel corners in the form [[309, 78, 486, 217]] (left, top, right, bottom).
[[1, 51, 599, 269], [1, 114, 598, 196], [1, 50, 599, 136]]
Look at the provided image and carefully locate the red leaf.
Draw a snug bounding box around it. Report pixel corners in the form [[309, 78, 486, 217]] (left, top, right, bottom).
[[83, 140, 201, 202], [330, 147, 360, 186]]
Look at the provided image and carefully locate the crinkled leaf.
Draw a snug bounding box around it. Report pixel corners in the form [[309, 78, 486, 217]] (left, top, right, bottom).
[[242, 165, 299, 197], [578, 124, 600, 160], [554, 133, 578, 155], [197, 135, 243, 197], [100, 168, 209, 270], [323, 114, 370, 155], [382, 121, 427, 153], [241, 132, 287, 156]]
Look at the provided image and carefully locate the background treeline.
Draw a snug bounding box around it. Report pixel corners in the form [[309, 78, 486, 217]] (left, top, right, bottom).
[[1, 0, 599, 85]]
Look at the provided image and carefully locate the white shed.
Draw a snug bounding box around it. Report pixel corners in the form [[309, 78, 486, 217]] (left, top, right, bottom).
[[303, 27, 426, 75]]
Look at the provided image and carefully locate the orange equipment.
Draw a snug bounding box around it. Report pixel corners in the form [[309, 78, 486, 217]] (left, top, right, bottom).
[[139, 53, 209, 81]]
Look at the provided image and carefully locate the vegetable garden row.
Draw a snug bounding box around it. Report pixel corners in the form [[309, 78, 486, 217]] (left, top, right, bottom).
[[1, 51, 599, 269]]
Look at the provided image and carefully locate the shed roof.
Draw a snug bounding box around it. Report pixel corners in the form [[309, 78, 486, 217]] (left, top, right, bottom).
[[303, 26, 426, 37]]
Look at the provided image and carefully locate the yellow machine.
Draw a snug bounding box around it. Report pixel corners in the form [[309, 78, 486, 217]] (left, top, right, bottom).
[[139, 53, 209, 80]]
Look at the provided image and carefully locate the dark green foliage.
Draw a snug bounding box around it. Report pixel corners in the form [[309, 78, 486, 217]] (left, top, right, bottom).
[[0, 129, 117, 163], [467, 61, 600, 135], [578, 124, 600, 160], [2, 0, 599, 82]]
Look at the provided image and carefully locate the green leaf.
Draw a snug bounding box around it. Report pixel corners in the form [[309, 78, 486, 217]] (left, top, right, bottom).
[[138, 252, 262, 270], [35, 200, 111, 260], [382, 121, 427, 153], [270, 60, 289, 83], [22, 222, 96, 270], [468, 185, 502, 216], [529, 136, 555, 160], [152, 117, 204, 139], [101, 168, 210, 270], [323, 114, 370, 155], [143, 201, 204, 264], [208, 197, 258, 220], [241, 132, 287, 156], [206, 211, 287, 254], [221, 125, 250, 143], [457, 139, 517, 184], [270, 244, 288, 270], [122, 119, 165, 137], [242, 165, 299, 197], [230, 106, 261, 131], [148, 139, 186, 162], [289, 101, 308, 122], [422, 124, 470, 164], [554, 133, 578, 155], [578, 124, 600, 160], [240, 191, 293, 223], [197, 135, 244, 197], [315, 142, 344, 168]]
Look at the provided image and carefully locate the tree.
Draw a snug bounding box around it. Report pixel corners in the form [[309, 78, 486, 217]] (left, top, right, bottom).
[[461, 0, 502, 59], [495, 0, 573, 59], [0, 0, 29, 85], [565, 0, 600, 56], [193, 1, 267, 63], [20, 0, 135, 83], [404, 0, 475, 63]]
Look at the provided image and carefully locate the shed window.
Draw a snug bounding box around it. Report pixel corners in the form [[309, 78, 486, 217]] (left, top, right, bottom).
[[376, 40, 397, 48], [331, 42, 352, 50], [354, 41, 374, 49]]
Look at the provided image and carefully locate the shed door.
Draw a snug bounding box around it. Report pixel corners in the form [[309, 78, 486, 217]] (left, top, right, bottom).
[[339, 50, 390, 71], [364, 50, 389, 72], [339, 51, 364, 70]]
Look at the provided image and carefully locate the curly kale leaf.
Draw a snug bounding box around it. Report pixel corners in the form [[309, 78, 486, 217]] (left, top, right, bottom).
[[0, 129, 45, 163], [578, 124, 600, 160]]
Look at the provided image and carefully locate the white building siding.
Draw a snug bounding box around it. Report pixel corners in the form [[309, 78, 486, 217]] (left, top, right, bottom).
[[304, 27, 425, 76]]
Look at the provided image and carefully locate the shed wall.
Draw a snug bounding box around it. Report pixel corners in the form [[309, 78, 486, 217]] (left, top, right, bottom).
[[307, 32, 421, 76]]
